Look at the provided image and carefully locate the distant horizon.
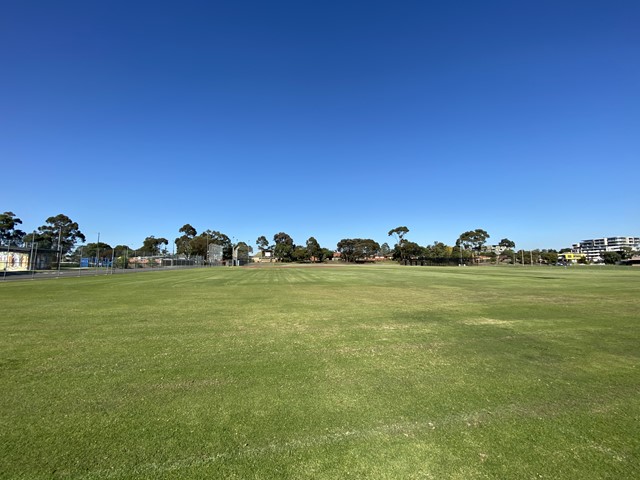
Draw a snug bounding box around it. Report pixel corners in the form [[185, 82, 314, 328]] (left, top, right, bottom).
[[2, 1, 638, 251]]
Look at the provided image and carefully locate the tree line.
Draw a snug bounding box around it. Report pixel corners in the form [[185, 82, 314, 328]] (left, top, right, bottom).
[[3, 211, 632, 267], [255, 233, 334, 262], [385, 226, 564, 265]]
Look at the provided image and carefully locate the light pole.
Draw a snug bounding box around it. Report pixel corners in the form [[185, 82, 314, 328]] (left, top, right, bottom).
[[232, 237, 237, 266], [77, 243, 84, 277], [206, 232, 210, 267], [29, 232, 36, 272], [32, 242, 38, 279], [96, 232, 100, 274], [57, 226, 63, 276]]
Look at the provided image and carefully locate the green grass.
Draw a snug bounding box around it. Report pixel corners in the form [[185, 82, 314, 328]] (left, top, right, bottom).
[[1, 264, 639, 479]]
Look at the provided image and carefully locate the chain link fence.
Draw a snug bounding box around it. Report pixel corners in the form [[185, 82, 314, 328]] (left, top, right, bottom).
[[1, 240, 231, 281]]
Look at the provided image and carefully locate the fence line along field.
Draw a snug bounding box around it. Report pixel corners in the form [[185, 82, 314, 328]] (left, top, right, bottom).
[[1, 264, 639, 479]]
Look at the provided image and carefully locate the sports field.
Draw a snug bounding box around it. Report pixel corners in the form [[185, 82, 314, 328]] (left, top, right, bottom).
[[1, 264, 639, 479]]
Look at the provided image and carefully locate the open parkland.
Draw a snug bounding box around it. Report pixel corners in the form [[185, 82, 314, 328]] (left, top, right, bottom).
[[1, 263, 639, 479]]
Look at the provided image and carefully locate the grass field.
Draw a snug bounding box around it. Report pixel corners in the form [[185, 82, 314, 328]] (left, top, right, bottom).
[[1, 264, 639, 479]]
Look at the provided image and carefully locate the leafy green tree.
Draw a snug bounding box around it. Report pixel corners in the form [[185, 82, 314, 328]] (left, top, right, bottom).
[[337, 238, 380, 262], [336, 239, 357, 262], [540, 249, 558, 265], [388, 226, 409, 245], [292, 245, 310, 262], [388, 226, 410, 262], [379, 242, 391, 256], [25, 231, 50, 250], [500, 248, 516, 263], [603, 251, 621, 264], [359, 239, 380, 259], [499, 238, 516, 249], [321, 248, 334, 261], [452, 244, 473, 263], [141, 236, 168, 255], [179, 224, 197, 237], [187, 235, 207, 259], [113, 245, 131, 257], [37, 214, 86, 255], [0, 211, 25, 245], [458, 229, 490, 263], [83, 242, 113, 259], [306, 237, 322, 262], [458, 229, 490, 252], [395, 241, 423, 262], [175, 224, 197, 257], [256, 235, 270, 251], [273, 232, 294, 262], [423, 241, 453, 259]]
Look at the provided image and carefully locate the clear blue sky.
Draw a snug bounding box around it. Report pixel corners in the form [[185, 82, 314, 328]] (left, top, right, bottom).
[[2, 1, 639, 251]]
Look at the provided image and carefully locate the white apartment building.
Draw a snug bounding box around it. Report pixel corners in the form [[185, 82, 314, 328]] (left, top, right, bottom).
[[480, 244, 508, 255], [572, 236, 640, 262]]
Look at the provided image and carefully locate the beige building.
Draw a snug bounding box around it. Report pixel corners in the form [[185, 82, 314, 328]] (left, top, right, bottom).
[[572, 236, 640, 262]]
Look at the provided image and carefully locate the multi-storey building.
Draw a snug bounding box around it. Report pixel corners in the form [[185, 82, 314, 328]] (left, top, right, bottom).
[[572, 236, 640, 262], [480, 244, 508, 255]]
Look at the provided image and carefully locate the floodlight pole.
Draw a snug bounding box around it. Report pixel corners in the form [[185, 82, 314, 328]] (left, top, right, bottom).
[[206, 233, 210, 267], [78, 244, 84, 277], [232, 237, 237, 266], [32, 243, 38, 279], [29, 232, 36, 272], [56, 226, 63, 276], [96, 233, 100, 275]]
